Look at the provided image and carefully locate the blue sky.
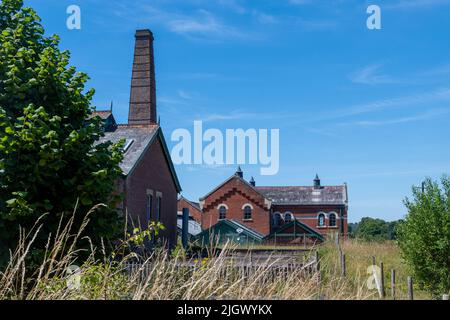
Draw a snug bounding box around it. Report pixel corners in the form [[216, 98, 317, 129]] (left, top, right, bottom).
[[25, 0, 450, 222]]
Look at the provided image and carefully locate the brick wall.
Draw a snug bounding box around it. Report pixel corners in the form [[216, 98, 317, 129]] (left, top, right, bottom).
[[201, 177, 271, 236], [125, 138, 178, 248], [177, 198, 202, 224], [271, 204, 348, 238]]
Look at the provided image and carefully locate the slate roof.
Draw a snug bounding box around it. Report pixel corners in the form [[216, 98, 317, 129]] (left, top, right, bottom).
[[199, 173, 268, 201], [98, 124, 158, 175], [196, 219, 265, 241], [269, 220, 325, 241], [179, 196, 201, 211], [91, 110, 112, 120], [97, 124, 182, 192], [199, 171, 347, 207], [256, 185, 347, 206], [226, 219, 265, 240]]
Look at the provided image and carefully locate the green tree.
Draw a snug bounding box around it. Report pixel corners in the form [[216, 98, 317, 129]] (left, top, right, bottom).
[[354, 217, 389, 241], [0, 0, 124, 267], [397, 177, 450, 297]]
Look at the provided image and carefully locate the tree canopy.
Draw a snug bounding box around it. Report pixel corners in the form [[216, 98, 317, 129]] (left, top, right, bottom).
[[0, 0, 124, 267], [349, 217, 401, 241], [397, 177, 450, 297]]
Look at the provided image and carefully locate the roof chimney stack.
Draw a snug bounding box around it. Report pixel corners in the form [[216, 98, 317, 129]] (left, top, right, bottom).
[[235, 166, 243, 178], [314, 174, 321, 189], [128, 29, 157, 125]]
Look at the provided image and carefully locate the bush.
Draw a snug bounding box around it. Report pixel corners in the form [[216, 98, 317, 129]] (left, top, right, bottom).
[[397, 176, 450, 297]]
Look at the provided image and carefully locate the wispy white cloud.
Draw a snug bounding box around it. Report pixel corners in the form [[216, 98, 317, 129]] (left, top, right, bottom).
[[288, 0, 312, 5], [252, 11, 278, 24], [294, 18, 338, 30], [217, 0, 247, 14], [421, 64, 450, 77], [349, 64, 396, 85], [109, 3, 256, 41], [195, 110, 290, 123], [337, 89, 450, 118], [386, 0, 450, 9], [283, 88, 450, 125], [170, 73, 223, 80], [166, 9, 246, 39], [342, 108, 450, 127], [177, 90, 193, 100]]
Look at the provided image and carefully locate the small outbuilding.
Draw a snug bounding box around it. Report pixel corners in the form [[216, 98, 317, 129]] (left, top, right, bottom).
[[195, 219, 265, 246], [265, 220, 325, 246]]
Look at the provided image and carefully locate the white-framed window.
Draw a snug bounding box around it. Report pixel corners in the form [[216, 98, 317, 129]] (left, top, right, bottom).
[[218, 205, 227, 220], [284, 212, 294, 223], [243, 205, 252, 220], [318, 212, 326, 227], [329, 212, 337, 227], [273, 212, 282, 227]]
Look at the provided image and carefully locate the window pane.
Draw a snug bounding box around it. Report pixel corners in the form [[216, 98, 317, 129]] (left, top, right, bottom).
[[156, 197, 162, 221], [244, 206, 252, 220], [329, 214, 336, 226], [318, 214, 325, 226], [219, 206, 226, 219], [147, 195, 152, 223]]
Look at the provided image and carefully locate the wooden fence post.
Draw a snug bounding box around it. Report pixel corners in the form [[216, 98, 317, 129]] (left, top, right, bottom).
[[443, 294, 449, 300], [340, 251, 346, 277], [380, 262, 385, 298], [407, 276, 414, 300], [372, 256, 376, 266], [391, 269, 396, 300], [315, 251, 320, 272]]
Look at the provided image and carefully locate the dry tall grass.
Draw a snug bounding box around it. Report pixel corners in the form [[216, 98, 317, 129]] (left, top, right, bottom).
[[320, 239, 432, 300], [0, 212, 427, 300]]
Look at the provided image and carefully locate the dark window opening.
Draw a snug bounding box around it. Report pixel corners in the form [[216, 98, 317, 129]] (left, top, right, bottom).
[[329, 213, 336, 227], [243, 206, 252, 220], [147, 194, 153, 223], [219, 206, 227, 220]]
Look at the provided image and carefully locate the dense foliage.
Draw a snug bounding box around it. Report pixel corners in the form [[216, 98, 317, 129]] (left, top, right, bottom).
[[0, 0, 124, 267], [397, 177, 450, 297], [349, 217, 401, 241]]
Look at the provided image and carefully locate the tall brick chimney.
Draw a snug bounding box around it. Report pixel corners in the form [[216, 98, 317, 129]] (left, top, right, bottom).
[[128, 29, 157, 125]]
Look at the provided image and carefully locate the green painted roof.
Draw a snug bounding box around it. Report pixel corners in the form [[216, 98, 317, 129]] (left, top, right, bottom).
[[269, 220, 325, 241], [195, 219, 265, 241]]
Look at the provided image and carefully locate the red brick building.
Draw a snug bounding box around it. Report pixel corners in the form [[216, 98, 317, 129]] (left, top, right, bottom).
[[177, 196, 202, 224], [199, 167, 348, 243], [97, 29, 181, 248]]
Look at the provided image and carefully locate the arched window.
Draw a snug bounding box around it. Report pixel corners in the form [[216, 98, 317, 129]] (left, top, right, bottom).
[[273, 212, 282, 227], [218, 206, 227, 220], [284, 212, 293, 223], [243, 205, 252, 220], [329, 213, 337, 227], [318, 213, 326, 227]]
